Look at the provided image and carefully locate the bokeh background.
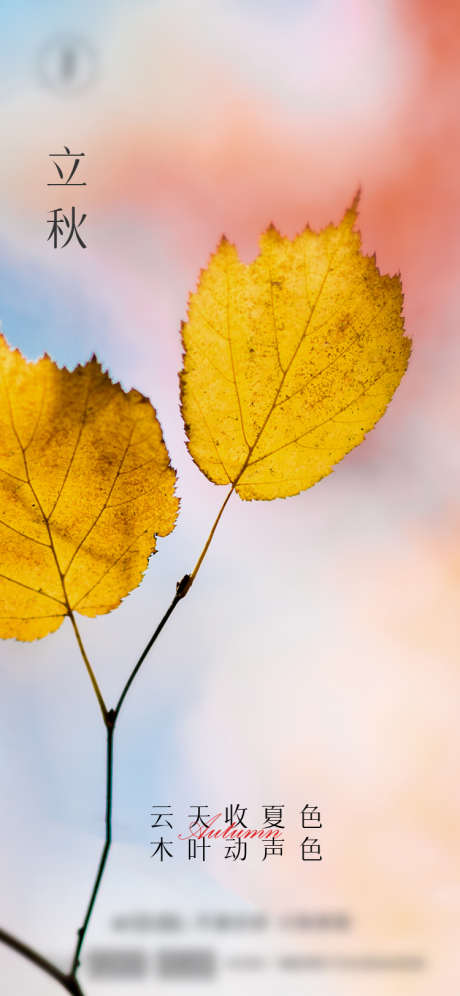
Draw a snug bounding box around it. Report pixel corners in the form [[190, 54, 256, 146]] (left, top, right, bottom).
[[0, 0, 459, 993]]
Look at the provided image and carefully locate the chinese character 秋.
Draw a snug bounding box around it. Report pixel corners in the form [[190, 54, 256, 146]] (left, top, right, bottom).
[[47, 207, 87, 249]]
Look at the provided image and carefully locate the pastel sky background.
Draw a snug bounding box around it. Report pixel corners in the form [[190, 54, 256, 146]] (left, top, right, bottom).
[[0, 1, 459, 993]]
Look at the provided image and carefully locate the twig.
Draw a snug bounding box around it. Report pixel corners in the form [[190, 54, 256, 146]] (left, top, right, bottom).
[[71, 712, 115, 975], [0, 927, 85, 995], [0, 486, 235, 991]]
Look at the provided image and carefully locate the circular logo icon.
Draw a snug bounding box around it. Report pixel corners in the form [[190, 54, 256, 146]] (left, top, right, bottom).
[[37, 35, 98, 95]]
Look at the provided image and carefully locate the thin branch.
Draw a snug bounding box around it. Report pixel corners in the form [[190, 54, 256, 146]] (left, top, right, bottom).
[[0, 927, 85, 995], [115, 484, 235, 715], [71, 714, 115, 975], [0, 486, 236, 990], [114, 574, 190, 716]]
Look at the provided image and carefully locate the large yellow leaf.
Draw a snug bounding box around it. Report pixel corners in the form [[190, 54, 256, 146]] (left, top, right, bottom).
[[0, 337, 178, 640], [180, 201, 411, 501]]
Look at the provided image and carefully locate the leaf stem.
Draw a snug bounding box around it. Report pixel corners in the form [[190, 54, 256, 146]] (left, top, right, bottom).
[[190, 484, 235, 582], [68, 609, 108, 723]]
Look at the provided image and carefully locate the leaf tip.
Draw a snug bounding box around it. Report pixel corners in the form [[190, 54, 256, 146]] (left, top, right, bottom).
[[260, 222, 282, 247], [341, 188, 361, 230], [351, 187, 361, 212]]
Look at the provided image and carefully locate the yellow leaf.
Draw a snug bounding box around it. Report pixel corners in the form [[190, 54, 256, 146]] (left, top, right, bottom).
[[0, 337, 179, 641], [180, 200, 411, 501]]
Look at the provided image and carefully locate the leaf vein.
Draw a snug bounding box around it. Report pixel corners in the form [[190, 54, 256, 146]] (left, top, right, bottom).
[[73, 525, 154, 610], [192, 301, 230, 342], [48, 370, 95, 521], [265, 263, 285, 374], [62, 419, 139, 577], [225, 261, 251, 451], [0, 572, 66, 605], [0, 518, 50, 547], [188, 388, 232, 482], [246, 369, 389, 469]]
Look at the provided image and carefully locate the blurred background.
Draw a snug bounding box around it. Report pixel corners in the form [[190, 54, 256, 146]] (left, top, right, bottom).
[[0, 0, 459, 993]]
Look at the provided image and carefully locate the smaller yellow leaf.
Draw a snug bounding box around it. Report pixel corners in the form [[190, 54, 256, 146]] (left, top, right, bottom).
[[0, 336, 179, 640], [180, 200, 411, 500]]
